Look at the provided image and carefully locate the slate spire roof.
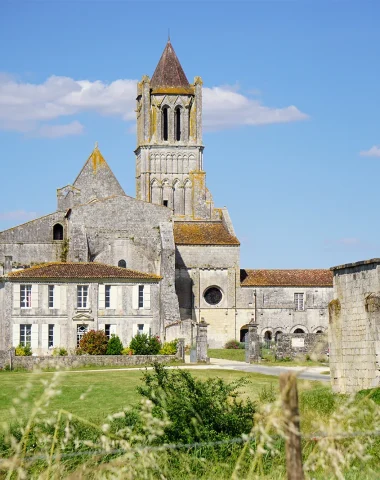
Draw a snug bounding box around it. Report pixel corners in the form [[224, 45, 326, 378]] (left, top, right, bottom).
[[151, 40, 190, 88]]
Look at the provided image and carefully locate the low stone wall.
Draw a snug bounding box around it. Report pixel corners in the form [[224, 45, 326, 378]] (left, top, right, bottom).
[[1, 353, 177, 371], [275, 333, 328, 360]]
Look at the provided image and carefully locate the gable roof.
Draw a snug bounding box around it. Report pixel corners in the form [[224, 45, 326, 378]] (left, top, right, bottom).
[[240, 269, 333, 287], [151, 40, 190, 88], [7, 262, 161, 281], [174, 222, 240, 246]]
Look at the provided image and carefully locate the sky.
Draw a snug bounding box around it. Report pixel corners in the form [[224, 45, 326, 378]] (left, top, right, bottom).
[[0, 0, 379, 269]]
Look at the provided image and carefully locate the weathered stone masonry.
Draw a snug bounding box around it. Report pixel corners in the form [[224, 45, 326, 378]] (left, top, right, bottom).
[[329, 259, 380, 394]]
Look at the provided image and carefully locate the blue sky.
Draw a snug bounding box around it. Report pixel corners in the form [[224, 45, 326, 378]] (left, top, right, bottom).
[[1, 0, 379, 269]]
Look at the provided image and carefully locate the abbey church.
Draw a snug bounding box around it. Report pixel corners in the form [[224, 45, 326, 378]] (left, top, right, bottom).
[[0, 41, 333, 353]]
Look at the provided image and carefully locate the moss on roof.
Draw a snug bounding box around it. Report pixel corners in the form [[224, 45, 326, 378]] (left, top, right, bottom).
[[174, 222, 240, 246]]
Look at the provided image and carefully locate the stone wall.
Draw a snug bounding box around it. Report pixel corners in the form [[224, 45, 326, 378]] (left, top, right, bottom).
[[329, 259, 380, 394], [0, 353, 177, 371], [275, 333, 328, 360]]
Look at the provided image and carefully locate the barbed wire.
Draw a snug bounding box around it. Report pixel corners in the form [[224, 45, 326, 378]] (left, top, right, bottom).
[[1, 428, 379, 465]]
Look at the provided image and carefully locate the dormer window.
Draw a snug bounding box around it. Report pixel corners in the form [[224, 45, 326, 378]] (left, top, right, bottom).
[[162, 107, 168, 141], [175, 107, 181, 141]]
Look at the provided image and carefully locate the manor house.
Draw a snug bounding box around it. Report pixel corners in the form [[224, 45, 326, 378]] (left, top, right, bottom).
[[0, 41, 333, 353]]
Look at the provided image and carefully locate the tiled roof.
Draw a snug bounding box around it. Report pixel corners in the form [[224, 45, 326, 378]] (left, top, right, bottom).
[[151, 40, 190, 88], [240, 269, 333, 287], [174, 222, 240, 246], [7, 263, 161, 281]]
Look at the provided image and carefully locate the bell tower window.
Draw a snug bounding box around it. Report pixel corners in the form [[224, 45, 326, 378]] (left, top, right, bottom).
[[53, 223, 63, 240], [162, 107, 168, 141], [175, 107, 181, 141]]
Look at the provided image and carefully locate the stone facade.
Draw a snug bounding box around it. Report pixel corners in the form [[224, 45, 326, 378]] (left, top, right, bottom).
[[329, 259, 380, 394], [0, 40, 333, 351]]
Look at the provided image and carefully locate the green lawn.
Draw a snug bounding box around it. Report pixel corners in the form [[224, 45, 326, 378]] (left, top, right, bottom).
[[208, 348, 245, 361], [208, 348, 328, 367], [0, 367, 319, 425]]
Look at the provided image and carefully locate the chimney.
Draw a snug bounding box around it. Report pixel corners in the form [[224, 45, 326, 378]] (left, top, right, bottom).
[[4, 256, 12, 274]]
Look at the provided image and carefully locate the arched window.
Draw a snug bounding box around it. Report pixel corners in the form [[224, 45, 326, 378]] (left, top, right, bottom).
[[162, 107, 168, 141], [175, 107, 181, 141], [118, 260, 127, 268], [294, 328, 305, 334], [53, 223, 63, 240]]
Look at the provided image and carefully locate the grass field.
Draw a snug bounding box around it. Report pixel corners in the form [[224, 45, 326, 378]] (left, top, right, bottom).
[[0, 367, 290, 425], [208, 348, 328, 367]]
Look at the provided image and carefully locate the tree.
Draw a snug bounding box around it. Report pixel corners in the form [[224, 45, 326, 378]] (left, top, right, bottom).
[[129, 333, 161, 355], [106, 334, 124, 355], [79, 330, 108, 355]]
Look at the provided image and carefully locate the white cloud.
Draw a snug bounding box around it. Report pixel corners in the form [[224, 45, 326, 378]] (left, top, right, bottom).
[[0, 74, 308, 137], [36, 121, 84, 138], [360, 146, 380, 157], [0, 210, 38, 221]]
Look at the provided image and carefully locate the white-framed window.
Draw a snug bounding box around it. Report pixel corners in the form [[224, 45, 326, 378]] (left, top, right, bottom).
[[77, 286, 89, 309], [294, 293, 304, 311], [20, 324, 32, 346], [105, 285, 111, 308], [138, 285, 144, 308], [48, 324, 54, 348], [105, 324, 111, 339], [77, 324, 88, 346], [137, 324, 144, 335], [20, 285, 32, 308], [48, 285, 54, 308]]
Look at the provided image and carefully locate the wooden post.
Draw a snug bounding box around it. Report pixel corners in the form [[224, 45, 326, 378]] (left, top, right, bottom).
[[279, 372, 304, 480]]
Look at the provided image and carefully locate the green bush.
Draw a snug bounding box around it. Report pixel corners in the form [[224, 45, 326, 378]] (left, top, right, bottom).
[[52, 347, 68, 356], [79, 330, 108, 355], [129, 333, 161, 355], [121, 347, 134, 355], [159, 339, 178, 355], [137, 363, 256, 445], [224, 339, 240, 349], [15, 344, 32, 356], [106, 334, 124, 355]]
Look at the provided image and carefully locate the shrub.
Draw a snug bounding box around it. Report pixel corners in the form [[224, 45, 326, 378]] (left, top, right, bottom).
[[159, 339, 178, 355], [15, 344, 32, 356], [224, 339, 240, 349], [137, 363, 256, 444], [122, 347, 134, 355], [106, 335, 123, 355], [79, 330, 108, 355], [129, 333, 161, 355], [52, 347, 68, 356]]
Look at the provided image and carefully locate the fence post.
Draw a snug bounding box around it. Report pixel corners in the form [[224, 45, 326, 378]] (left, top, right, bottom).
[[247, 322, 261, 363], [196, 320, 209, 363], [176, 338, 185, 362], [279, 372, 304, 480]]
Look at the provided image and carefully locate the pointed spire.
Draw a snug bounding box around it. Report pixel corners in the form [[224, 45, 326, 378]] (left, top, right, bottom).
[[151, 40, 190, 88]]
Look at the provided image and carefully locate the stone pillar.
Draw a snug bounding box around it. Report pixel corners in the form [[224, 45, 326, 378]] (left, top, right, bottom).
[[248, 323, 261, 363], [4, 256, 12, 274], [176, 338, 185, 362], [196, 320, 209, 363]]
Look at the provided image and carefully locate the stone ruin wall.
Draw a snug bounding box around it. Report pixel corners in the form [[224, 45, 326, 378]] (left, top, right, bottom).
[[329, 260, 380, 394]]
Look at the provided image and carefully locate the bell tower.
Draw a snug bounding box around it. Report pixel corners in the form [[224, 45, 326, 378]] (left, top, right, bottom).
[[135, 40, 215, 219]]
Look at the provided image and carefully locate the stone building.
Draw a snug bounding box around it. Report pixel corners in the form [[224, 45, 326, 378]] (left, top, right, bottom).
[[1, 262, 160, 354], [329, 259, 380, 393], [0, 40, 333, 352]]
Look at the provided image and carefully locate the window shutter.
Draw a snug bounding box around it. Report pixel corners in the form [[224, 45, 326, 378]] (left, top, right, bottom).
[[99, 323, 105, 332], [31, 324, 39, 349], [110, 286, 117, 309], [12, 324, 20, 347], [54, 326, 61, 347], [144, 285, 151, 310], [99, 284, 105, 309], [132, 285, 138, 310], [143, 324, 150, 335], [13, 284, 20, 309], [55, 285, 61, 309], [110, 325, 117, 335], [41, 324, 49, 347], [132, 324, 138, 337], [60, 285, 67, 311], [117, 286, 123, 310], [31, 285, 39, 309]]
